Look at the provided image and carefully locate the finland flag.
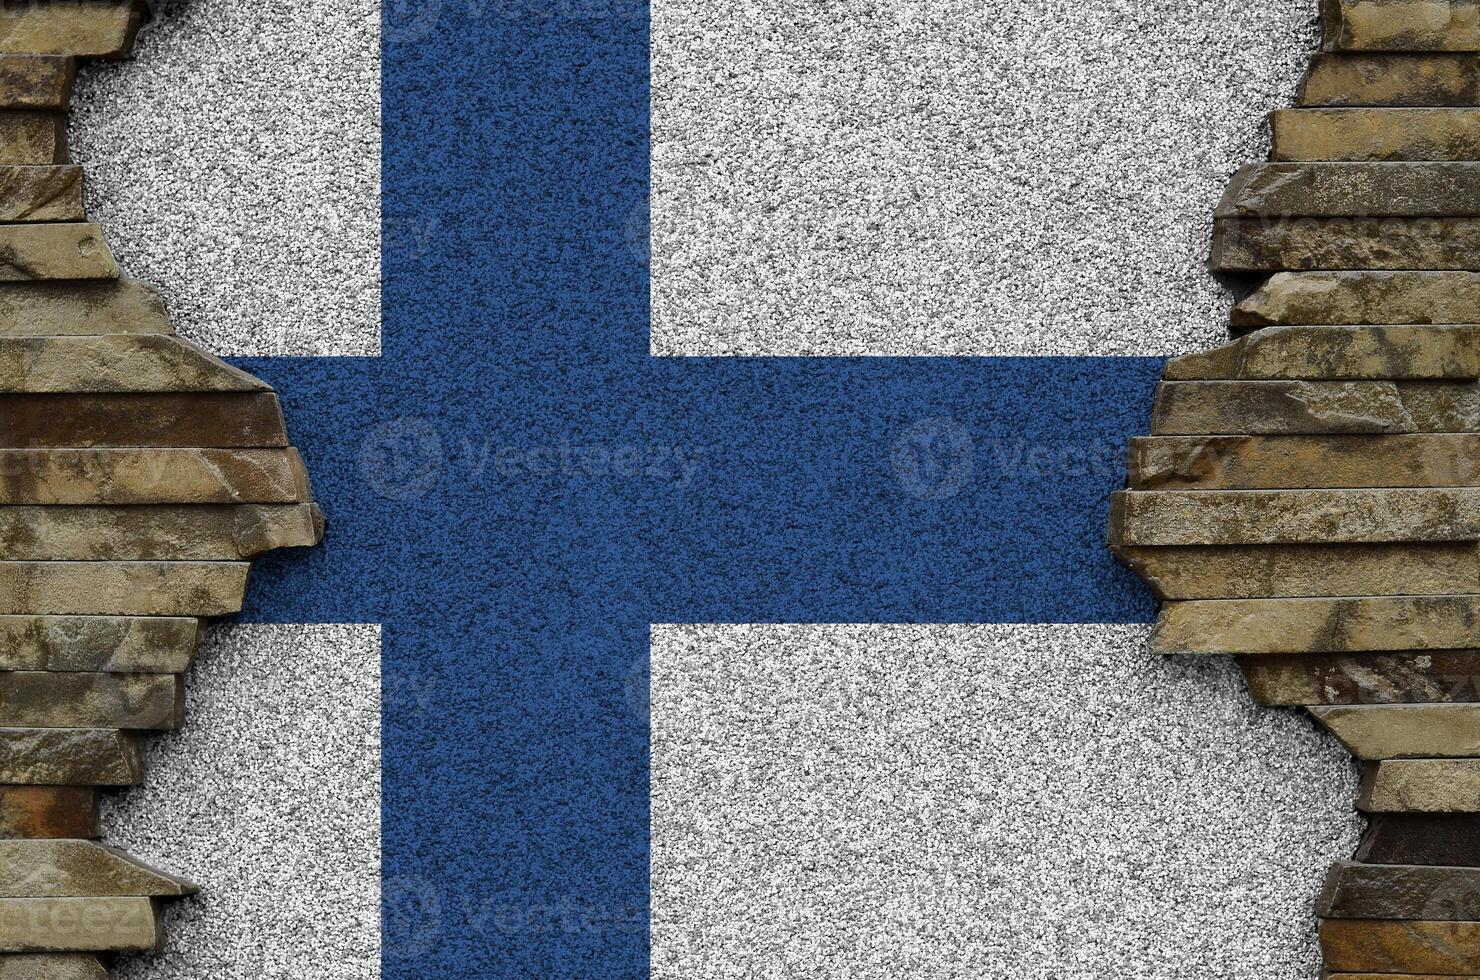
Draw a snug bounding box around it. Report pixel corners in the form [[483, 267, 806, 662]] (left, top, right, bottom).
[[89, 0, 1358, 976]]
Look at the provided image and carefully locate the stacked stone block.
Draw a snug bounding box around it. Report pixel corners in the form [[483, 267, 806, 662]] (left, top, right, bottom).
[[0, 3, 322, 974], [1114, 0, 1480, 972]]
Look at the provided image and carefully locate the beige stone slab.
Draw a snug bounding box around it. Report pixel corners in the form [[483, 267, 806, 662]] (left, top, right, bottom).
[[0, 672, 181, 730], [0, 167, 79, 223], [0, 335, 268, 393], [0, 280, 171, 336], [0, 616, 196, 673], [1325, 0, 1480, 51], [0, 2, 148, 59], [1213, 217, 1480, 272], [1274, 108, 1480, 160], [0, 561, 249, 617], [0, 113, 62, 167], [1151, 381, 1480, 434], [1128, 435, 1480, 490], [0, 448, 311, 504], [0, 225, 114, 281], [1151, 595, 1480, 655], [1241, 650, 1480, 705], [1110, 489, 1480, 545], [1361, 759, 1480, 810], [0, 393, 289, 448], [1321, 918, 1480, 974], [0, 788, 97, 840], [1165, 326, 1480, 381], [1118, 543, 1477, 600], [1301, 53, 1480, 105], [1233, 272, 1480, 329], [1321, 861, 1480, 920], [0, 57, 74, 112], [0, 896, 159, 953], [0, 505, 322, 560], [1218, 163, 1480, 217], [0, 841, 193, 898], [1312, 703, 1480, 758], [0, 729, 141, 786], [0, 954, 106, 979]]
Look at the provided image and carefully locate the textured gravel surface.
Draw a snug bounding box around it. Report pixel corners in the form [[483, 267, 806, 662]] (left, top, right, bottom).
[[105, 624, 382, 980], [70, 0, 381, 356], [652, 624, 1362, 980], [653, 0, 1318, 357]]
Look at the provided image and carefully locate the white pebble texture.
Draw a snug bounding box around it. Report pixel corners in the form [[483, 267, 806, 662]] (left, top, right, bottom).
[[104, 624, 382, 980], [652, 0, 1318, 357]]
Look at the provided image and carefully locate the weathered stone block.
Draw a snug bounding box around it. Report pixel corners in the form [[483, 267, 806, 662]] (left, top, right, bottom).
[[0, 672, 181, 730], [0, 224, 114, 281], [1321, 917, 1480, 973], [1320, 861, 1480, 919], [1361, 759, 1480, 811], [1274, 108, 1480, 160], [0, 448, 312, 505], [1233, 271, 1480, 329], [0, 953, 106, 979], [0, 729, 141, 786], [1312, 703, 1480, 758], [1152, 595, 1480, 655], [0, 561, 249, 616], [0, 393, 289, 448], [0, 896, 159, 953], [1129, 435, 1480, 490], [1118, 543, 1476, 600], [0, 167, 81, 223], [0, 505, 322, 560], [0, 616, 196, 673], [1151, 381, 1480, 435], [1324, 0, 1480, 51], [0, 335, 269, 393], [0, 2, 148, 59], [1219, 163, 1480, 217], [0, 113, 63, 166], [0, 280, 171, 336], [1356, 812, 1480, 864], [0, 788, 96, 840], [1301, 53, 1480, 105], [1214, 217, 1480, 273], [1165, 326, 1480, 381], [0, 57, 74, 111], [1111, 489, 1480, 545], [1241, 650, 1480, 705], [0, 841, 194, 898]]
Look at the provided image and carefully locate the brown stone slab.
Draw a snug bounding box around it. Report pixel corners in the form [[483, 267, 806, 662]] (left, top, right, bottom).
[[0, 335, 268, 393], [1274, 108, 1480, 161], [0, 953, 106, 979], [1324, 0, 1480, 51], [0, 841, 194, 898], [0, 788, 95, 840], [0, 393, 289, 448], [0, 167, 79, 223], [1312, 703, 1480, 758], [0, 448, 312, 504], [1321, 918, 1480, 973], [1241, 650, 1480, 705], [1119, 543, 1477, 600], [0, 280, 171, 336], [0, 561, 249, 617], [1233, 272, 1480, 329], [0, 506, 322, 560], [1321, 861, 1480, 920], [1357, 813, 1480, 864], [0, 2, 148, 59], [0, 224, 115, 281], [1151, 595, 1480, 655], [1362, 760, 1480, 811], [1214, 217, 1480, 273], [0, 896, 159, 953], [1165, 326, 1480, 381], [1301, 53, 1480, 105], [0, 729, 141, 786], [0, 57, 74, 111], [0, 616, 196, 673], [1218, 163, 1480, 217], [1151, 381, 1480, 435], [0, 113, 63, 166], [1129, 435, 1480, 490], [1110, 489, 1480, 545], [0, 673, 181, 730]]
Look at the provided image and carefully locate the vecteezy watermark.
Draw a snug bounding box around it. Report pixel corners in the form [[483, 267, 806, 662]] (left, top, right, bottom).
[[382, 875, 445, 959], [361, 418, 446, 501], [891, 416, 974, 500], [467, 439, 703, 487], [384, 0, 445, 43]]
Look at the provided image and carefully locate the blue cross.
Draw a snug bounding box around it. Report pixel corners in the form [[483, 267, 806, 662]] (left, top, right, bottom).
[[230, 5, 1163, 975]]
